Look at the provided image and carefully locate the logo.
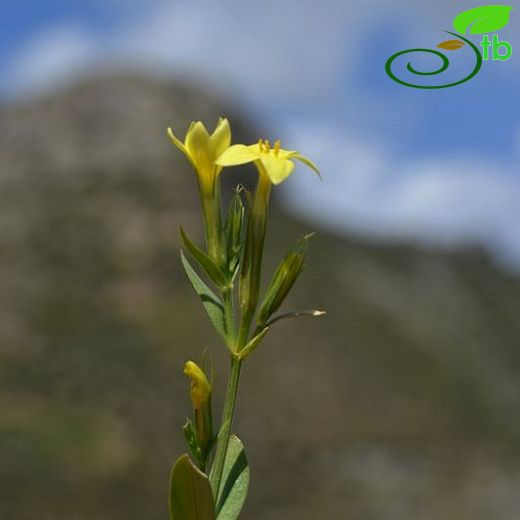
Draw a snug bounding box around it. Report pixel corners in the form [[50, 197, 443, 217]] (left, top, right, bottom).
[[385, 5, 513, 89]]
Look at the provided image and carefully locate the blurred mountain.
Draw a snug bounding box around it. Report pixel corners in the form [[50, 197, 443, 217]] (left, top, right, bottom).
[[1, 74, 520, 520]]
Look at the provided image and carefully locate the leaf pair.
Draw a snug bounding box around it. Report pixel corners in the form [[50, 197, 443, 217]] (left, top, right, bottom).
[[438, 6, 513, 52], [169, 436, 249, 520]]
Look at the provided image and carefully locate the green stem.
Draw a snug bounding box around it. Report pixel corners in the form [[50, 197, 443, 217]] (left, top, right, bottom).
[[222, 289, 235, 348], [209, 167, 273, 501], [237, 311, 253, 351], [210, 355, 242, 500], [237, 168, 271, 350], [201, 193, 222, 267]]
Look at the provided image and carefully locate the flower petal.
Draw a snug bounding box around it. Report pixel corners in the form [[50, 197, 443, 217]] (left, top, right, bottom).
[[277, 148, 297, 160], [167, 127, 195, 167], [216, 144, 260, 166], [185, 121, 210, 156], [247, 142, 262, 154], [260, 155, 295, 185], [210, 117, 231, 158], [185, 121, 213, 176], [289, 152, 321, 179]]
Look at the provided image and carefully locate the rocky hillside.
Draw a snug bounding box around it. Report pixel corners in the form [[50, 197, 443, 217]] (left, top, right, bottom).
[[1, 74, 520, 520]]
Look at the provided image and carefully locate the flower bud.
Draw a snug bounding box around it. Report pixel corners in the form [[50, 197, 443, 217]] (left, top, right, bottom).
[[224, 188, 244, 277], [257, 236, 309, 325], [184, 361, 211, 409], [183, 361, 213, 465]]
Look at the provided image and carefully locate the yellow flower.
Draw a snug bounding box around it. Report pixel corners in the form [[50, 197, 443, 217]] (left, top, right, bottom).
[[167, 118, 231, 195], [168, 118, 231, 266], [183, 361, 211, 410], [216, 139, 320, 185]]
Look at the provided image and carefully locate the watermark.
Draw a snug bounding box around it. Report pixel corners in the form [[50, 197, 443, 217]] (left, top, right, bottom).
[[385, 5, 513, 89]]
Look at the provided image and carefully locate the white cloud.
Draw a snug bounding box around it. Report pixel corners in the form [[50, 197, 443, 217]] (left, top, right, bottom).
[[114, 0, 361, 107], [6, 25, 98, 97], [283, 125, 520, 268]]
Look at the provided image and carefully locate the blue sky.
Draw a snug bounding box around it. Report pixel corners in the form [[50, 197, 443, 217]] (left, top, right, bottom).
[[2, 0, 519, 268], [0, 1, 118, 60]]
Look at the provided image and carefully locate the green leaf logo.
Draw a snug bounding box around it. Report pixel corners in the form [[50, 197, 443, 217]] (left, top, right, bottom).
[[453, 5, 513, 35]]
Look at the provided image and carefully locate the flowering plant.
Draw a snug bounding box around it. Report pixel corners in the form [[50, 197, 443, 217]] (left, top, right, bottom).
[[167, 118, 324, 519]]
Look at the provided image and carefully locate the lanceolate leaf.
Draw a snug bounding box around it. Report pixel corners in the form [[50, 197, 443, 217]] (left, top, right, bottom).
[[180, 227, 227, 288], [212, 435, 250, 520], [181, 250, 227, 342], [169, 454, 216, 520], [237, 327, 269, 360], [453, 5, 513, 35], [267, 309, 326, 327]]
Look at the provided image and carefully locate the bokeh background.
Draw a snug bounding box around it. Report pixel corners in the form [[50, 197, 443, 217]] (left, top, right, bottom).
[[1, 1, 520, 519]]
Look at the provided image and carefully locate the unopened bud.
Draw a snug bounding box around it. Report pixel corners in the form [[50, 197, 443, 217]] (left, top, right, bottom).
[[257, 236, 309, 325], [224, 188, 244, 276], [183, 361, 213, 467], [184, 361, 211, 410]]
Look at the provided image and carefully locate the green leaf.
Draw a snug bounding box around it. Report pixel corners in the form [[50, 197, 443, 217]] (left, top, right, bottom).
[[181, 250, 227, 342], [237, 327, 269, 360], [267, 309, 326, 327], [453, 5, 513, 35], [169, 454, 216, 520], [213, 435, 250, 520], [180, 227, 227, 288]]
